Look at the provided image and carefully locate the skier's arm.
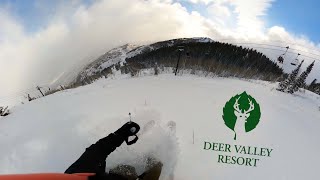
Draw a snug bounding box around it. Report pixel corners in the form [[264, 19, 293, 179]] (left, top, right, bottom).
[[65, 122, 140, 174]]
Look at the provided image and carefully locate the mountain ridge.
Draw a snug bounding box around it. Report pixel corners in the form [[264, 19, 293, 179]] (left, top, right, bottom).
[[74, 37, 215, 84], [72, 37, 283, 87]]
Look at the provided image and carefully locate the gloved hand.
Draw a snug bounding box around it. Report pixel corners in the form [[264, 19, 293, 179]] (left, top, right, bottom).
[[114, 121, 140, 145], [65, 121, 141, 174]]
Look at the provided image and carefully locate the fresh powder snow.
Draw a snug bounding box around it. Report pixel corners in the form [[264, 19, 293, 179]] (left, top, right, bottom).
[[0, 74, 319, 180]]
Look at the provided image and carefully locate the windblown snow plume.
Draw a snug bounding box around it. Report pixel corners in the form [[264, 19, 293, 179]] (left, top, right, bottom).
[[105, 109, 179, 180]]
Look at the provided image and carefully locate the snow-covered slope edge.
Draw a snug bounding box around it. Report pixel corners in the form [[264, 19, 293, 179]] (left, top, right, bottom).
[[0, 74, 319, 180]]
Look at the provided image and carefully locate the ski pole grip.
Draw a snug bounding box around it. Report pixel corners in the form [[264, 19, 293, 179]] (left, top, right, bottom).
[[114, 121, 140, 145]]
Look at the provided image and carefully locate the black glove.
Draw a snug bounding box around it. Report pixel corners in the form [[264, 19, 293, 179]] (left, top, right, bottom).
[[114, 121, 140, 145], [65, 122, 141, 174]]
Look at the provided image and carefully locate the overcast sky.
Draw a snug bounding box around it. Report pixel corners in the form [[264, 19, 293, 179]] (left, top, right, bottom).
[[0, 0, 319, 104]]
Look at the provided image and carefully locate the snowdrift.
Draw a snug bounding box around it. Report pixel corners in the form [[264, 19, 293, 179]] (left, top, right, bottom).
[[0, 74, 319, 180]]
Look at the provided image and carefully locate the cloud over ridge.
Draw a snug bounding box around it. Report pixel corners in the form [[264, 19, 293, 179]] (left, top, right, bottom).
[[0, 0, 319, 103]]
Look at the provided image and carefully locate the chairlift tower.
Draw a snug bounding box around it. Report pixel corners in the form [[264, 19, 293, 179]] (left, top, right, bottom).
[[175, 46, 185, 76]]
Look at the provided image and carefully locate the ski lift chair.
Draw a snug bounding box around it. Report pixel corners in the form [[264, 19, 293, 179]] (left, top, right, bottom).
[[290, 60, 298, 66], [291, 53, 301, 66], [277, 46, 289, 64], [277, 56, 284, 64]]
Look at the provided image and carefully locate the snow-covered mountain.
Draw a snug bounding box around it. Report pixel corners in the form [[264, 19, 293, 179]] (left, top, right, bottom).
[[74, 37, 214, 83], [0, 74, 319, 180]]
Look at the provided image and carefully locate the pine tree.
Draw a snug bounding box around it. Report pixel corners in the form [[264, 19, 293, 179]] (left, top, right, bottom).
[[308, 78, 317, 91], [277, 60, 304, 92], [310, 78, 317, 85], [315, 87, 320, 95], [288, 61, 315, 94]]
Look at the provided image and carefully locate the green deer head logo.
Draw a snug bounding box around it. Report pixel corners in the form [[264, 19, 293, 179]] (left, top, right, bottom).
[[222, 91, 261, 140]]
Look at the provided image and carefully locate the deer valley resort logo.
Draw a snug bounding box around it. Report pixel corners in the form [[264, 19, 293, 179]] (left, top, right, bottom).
[[222, 91, 261, 140], [203, 91, 273, 168]]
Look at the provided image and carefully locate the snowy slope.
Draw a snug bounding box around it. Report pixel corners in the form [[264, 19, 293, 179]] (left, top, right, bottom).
[[0, 74, 320, 180], [75, 37, 214, 82], [80, 44, 139, 77]]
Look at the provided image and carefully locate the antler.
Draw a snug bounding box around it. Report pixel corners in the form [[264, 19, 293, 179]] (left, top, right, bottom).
[[244, 98, 254, 114], [233, 97, 241, 113]]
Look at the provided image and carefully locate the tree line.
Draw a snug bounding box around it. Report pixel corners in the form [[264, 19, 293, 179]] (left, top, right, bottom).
[[120, 41, 284, 81], [277, 60, 319, 95]]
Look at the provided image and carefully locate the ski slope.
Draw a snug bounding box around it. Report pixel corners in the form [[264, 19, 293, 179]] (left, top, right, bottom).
[[0, 74, 320, 180]]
